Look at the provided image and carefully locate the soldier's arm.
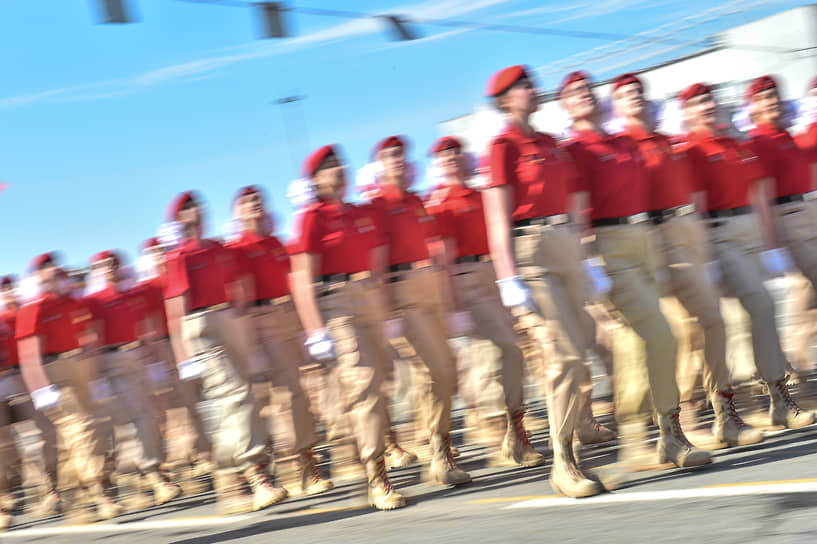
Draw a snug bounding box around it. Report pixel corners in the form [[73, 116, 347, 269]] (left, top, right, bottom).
[[751, 177, 779, 249], [18, 336, 51, 393], [290, 252, 325, 337], [483, 185, 518, 280], [165, 295, 191, 363]]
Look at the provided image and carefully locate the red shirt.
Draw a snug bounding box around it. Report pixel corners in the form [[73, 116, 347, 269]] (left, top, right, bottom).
[[1, 308, 18, 368], [748, 123, 812, 198], [486, 123, 578, 221], [367, 184, 436, 266], [85, 285, 147, 346], [227, 231, 291, 300], [15, 293, 90, 356], [132, 277, 169, 338], [795, 121, 817, 159], [684, 129, 764, 212], [623, 126, 694, 211], [165, 238, 239, 311], [425, 184, 490, 258], [566, 129, 649, 220], [289, 200, 383, 275]]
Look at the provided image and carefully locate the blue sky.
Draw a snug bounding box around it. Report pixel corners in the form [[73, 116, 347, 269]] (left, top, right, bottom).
[[0, 0, 810, 274]]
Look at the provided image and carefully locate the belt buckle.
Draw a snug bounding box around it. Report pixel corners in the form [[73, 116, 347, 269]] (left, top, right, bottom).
[[677, 204, 695, 216], [628, 212, 648, 225], [551, 214, 569, 225], [804, 191, 817, 201]]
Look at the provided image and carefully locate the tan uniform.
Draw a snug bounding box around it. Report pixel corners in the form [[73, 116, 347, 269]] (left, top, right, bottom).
[[180, 307, 267, 470], [595, 224, 680, 416], [319, 276, 390, 464], [387, 267, 458, 438], [707, 213, 787, 383], [514, 223, 594, 440], [653, 214, 730, 397]]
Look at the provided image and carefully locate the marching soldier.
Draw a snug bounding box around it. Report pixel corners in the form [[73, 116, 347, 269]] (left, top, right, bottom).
[[16, 253, 124, 521], [163, 191, 288, 513], [611, 72, 763, 447], [425, 135, 544, 467], [226, 185, 333, 496], [560, 71, 712, 467], [1, 275, 61, 526], [84, 250, 183, 506], [288, 144, 406, 509], [133, 237, 213, 475], [681, 82, 814, 429], [481, 65, 604, 497]]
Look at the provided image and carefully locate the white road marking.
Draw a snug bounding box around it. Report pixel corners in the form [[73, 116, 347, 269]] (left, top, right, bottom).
[[505, 481, 817, 509], [3, 514, 255, 538]]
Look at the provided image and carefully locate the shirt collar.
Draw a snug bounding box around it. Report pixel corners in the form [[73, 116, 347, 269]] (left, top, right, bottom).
[[238, 230, 265, 244]]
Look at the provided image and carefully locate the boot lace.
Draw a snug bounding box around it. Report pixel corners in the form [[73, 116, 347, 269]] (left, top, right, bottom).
[[303, 452, 324, 484], [512, 411, 532, 447], [776, 376, 803, 416], [372, 458, 394, 494], [720, 391, 749, 429], [443, 434, 459, 470], [671, 413, 695, 449]]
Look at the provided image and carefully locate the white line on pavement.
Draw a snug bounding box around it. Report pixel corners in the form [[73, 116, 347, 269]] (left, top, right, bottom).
[[505, 481, 817, 509], [2, 514, 255, 538]]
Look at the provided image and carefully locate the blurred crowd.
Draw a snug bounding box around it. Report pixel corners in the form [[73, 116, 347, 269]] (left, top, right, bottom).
[[2, 67, 817, 530]]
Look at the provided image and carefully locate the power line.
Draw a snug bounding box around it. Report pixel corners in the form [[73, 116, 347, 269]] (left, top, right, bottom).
[[165, 0, 799, 54]]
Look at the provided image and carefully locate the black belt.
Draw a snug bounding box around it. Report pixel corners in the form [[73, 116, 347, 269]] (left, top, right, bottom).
[[388, 263, 412, 273], [774, 193, 805, 205], [320, 273, 352, 283], [102, 341, 141, 353], [648, 204, 696, 225], [42, 348, 83, 365], [190, 302, 230, 314], [455, 254, 489, 264], [513, 214, 570, 229], [253, 295, 289, 307], [592, 212, 650, 227], [702, 205, 752, 219]]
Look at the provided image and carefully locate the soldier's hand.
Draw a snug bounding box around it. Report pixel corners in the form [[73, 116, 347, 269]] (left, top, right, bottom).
[[496, 276, 540, 315], [305, 329, 336, 363], [31, 384, 61, 411]]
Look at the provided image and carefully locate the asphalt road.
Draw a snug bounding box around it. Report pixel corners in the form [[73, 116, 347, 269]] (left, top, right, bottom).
[[4, 399, 817, 544]]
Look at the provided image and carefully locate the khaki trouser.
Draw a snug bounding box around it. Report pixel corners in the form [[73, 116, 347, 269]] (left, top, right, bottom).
[[0, 370, 59, 491], [707, 213, 786, 383], [596, 224, 679, 416], [319, 277, 389, 464], [662, 299, 708, 403], [777, 202, 817, 373], [388, 267, 458, 438], [181, 308, 267, 470], [514, 223, 593, 440], [784, 274, 817, 374], [244, 298, 318, 455], [41, 353, 108, 488], [151, 338, 212, 459], [454, 260, 525, 413], [654, 215, 730, 396], [100, 347, 166, 472]]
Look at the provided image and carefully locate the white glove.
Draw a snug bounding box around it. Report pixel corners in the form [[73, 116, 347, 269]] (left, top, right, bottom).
[[89, 378, 113, 402], [449, 311, 474, 337], [31, 385, 61, 411], [496, 276, 539, 314], [762, 248, 794, 278], [583, 258, 612, 300], [147, 361, 170, 384], [704, 261, 721, 286], [383, 318, 405, 340], [306, 329, 336, 362], [178, 358, 205, 381]]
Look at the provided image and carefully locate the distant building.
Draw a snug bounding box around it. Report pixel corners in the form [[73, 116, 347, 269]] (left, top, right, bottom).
[[440, 4, 817, 153]]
